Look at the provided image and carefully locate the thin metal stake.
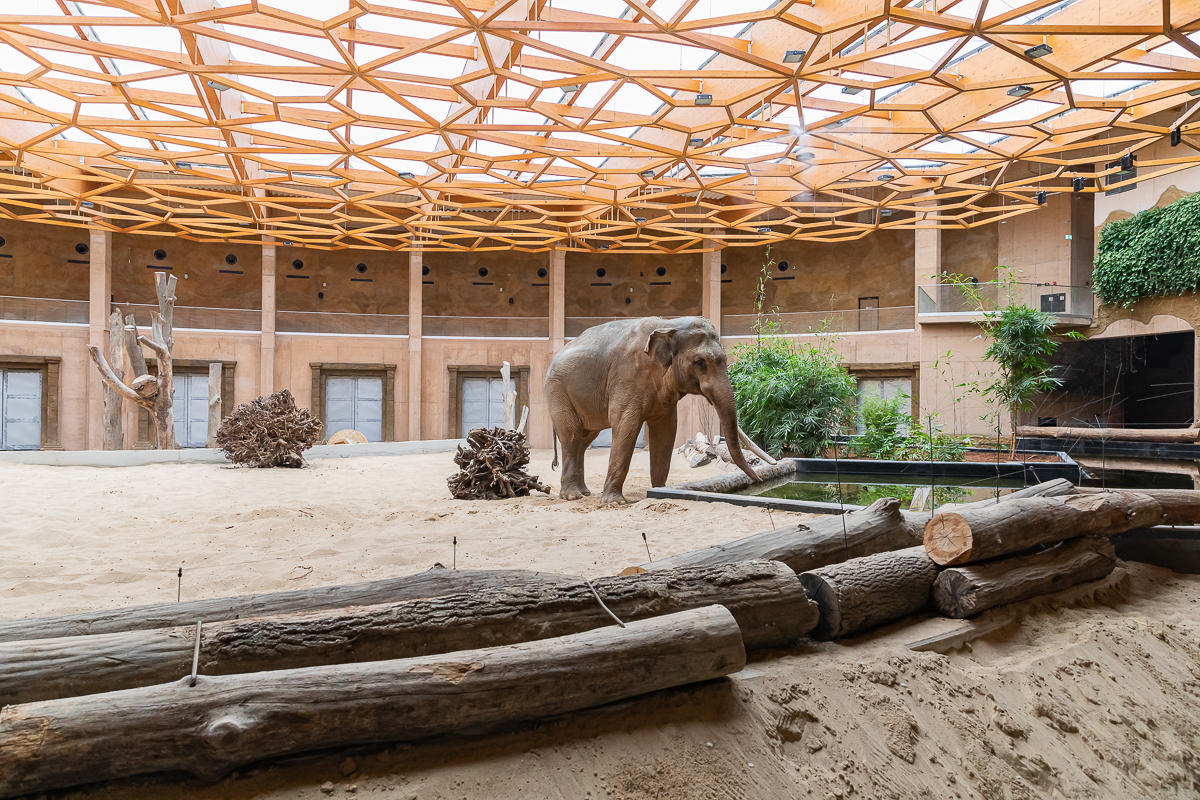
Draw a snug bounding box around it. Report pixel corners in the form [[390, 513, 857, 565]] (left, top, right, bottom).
[[995, 414, 1002, 504], [453, 536, 457, 570], [830, 436, 848, 546], [188, 620, 202, 686], [642, 532, 653, 562], [929, 415, 936, 519], [766, 502, 775, 530], [177, 567, 182, 603]]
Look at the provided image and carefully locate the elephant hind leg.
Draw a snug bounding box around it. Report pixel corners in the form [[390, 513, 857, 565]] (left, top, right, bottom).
[[550, 403, 592, 501], [647, 408, 678, 488]]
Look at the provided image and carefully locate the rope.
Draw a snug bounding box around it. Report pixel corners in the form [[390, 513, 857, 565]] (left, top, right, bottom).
[[584, 580, 625, 628]]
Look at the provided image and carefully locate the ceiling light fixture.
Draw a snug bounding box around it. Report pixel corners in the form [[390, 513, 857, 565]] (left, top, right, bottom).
[[841, 86, 863, 95], [399, 172, 415, 180], [796, 151, 815, 161], [1190, 88, 1200, 96], [1072, 176, 1086, 192], [1007, 85, 1034, 97], [1119, 153, 1134, 170], [689, 138, 704, 147], [640, 169, 655, 178], [782, 50, 806, 63], [206, 80, 230, 91], [562, 85, 580, 93], [695, 93, 713, 106], [635, 216, 647, 223], [935, 134, 953, 143], [1024, 43, 1053, 59], [757, 226, 771, 234], [877, 173, 895, 181], [1036, 191, 1047, 205], [1172, 127, 1183, 146]]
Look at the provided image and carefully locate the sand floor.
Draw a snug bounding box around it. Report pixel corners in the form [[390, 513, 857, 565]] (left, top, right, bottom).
[[2, 449, 1199, 799]]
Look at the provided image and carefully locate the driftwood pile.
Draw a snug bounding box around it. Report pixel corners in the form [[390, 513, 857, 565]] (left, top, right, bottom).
[[215, 389, 323, 467], [448, 427, 550, 499]]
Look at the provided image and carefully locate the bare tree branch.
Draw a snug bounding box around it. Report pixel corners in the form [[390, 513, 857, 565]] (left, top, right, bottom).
[[86, 345, 143, 404]]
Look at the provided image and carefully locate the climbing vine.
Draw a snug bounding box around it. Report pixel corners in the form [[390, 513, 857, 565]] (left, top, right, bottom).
[[1093, 191, 1200, 307]]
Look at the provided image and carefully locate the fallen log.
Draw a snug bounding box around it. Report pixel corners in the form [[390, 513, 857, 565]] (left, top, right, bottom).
[[666, 457, 797, 493], [932, 536, 1116, 618], [0, 606, 745, 797], [1073, 488, 1200, 526], [0, 561, 813, 706], [1017, 425, 1198, 443], [798, 546, 940, 640], [942, 478, 1077, 513], [644, 497, 924, 573], [924, 492, 1162, 566], [0, 567, 579, 643]]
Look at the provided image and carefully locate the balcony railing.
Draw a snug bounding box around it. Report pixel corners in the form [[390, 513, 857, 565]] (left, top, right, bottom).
[[125, 304, 261, 331], [0, 296, 88, 324], [720, 306, 915, 337], [277, 310, 408, 336], [917, 282, 1093, 321], [423, 316, 549, 338]]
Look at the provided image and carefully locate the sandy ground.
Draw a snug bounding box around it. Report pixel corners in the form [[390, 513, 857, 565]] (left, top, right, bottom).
[[2, 449, 1200, 799]]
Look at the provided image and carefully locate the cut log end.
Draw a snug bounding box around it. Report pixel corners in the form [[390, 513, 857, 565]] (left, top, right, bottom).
[[924, 512, 972, 566]]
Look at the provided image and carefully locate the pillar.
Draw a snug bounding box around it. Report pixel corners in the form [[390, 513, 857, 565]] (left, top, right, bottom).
[[913, 194, 941, 425], [549, 249, 565, 355], [86, 228, 112, 450], [702, 245, 722, 334], [408, 249, 423, 441], [260, 244, 276, 397]]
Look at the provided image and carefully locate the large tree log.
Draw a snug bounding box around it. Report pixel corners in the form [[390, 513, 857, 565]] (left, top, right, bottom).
[[1073, 488, 1200, 527], [932, 537, 1116, 619], [799, 546, 940, 639], [924, 492, 1163, 566], [102, 308, 124, 450], [0, 567, 579, 643], [667, 457, 797, 492], [644, 497, 924, 573], [0, 561, 812, 706], [1017, 425, 1199, 443], [206, 361, 222, 448], [0, 606, 745, 797]]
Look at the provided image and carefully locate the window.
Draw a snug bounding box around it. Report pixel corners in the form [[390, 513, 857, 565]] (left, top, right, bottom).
[[858, 297, 879, 332], [325, 376, 384, 442], [1, 369, 41, 450], [856, 377, 912, 435], [172, 373, 210, 448]]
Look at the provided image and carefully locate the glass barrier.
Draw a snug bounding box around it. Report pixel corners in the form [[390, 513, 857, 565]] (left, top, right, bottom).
[[276, 311, 408, 336], [917, 283, 1094, 319], [0, 296, 89, 324], [124, 304, 262, 331], [423, 316, 549, 338], [720, 306, 915, 337]]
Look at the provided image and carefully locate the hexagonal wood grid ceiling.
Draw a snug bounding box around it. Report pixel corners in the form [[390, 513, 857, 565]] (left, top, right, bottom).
[[1, 0, 1200, 252]]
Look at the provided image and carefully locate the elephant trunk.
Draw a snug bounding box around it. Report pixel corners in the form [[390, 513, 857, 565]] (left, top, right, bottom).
[[705, 375, 760, 483]]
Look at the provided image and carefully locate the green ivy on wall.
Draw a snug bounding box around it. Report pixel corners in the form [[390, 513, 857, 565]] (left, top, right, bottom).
[[1093, 190, 1200, 307]]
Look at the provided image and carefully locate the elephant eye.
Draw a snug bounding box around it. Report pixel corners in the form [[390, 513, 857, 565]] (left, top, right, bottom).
[[694, 357, 707, 371]]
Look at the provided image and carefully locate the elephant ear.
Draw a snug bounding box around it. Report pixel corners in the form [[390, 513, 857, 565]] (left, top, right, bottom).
[[644, 327, 676, 367]]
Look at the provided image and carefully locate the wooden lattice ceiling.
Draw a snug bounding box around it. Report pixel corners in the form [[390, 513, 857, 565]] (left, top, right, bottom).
[[1, 0, 1199, 252]]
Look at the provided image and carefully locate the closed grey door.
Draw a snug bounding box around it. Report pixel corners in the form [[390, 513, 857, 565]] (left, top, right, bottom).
[[592, 425, 646, 449], [1, 370, 41, 450], [461, 377, 506, 433], [326, 376, 383, 442], [172, 373, 209, 448]]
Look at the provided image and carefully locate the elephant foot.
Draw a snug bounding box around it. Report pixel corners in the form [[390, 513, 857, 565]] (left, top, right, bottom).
[[559, 484, 587, 501], [581, 485, 592, 496], [600, 491, 628, 506]]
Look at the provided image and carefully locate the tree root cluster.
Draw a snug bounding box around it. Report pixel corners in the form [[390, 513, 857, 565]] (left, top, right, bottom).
[[215, 389, 323, 468], [448, 427, 550, 499]]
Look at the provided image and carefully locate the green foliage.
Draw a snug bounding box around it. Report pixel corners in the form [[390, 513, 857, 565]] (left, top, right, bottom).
[[729, 333, 857, 457], [945, 268, 1081, 432], [850, 392, 968, 462], [1093, 191, 1200, 307]]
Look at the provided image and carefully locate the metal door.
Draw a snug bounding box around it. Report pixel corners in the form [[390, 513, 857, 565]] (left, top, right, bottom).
[[1, 370, 41, 450], [325, 376, 383, 442], [461, 377, 506, 433], [856, 377, 912, 435], [591, 424, 646, 449], [172, 373, 209, 448]]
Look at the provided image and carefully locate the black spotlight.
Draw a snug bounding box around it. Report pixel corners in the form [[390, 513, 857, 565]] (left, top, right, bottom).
[[1119, 153, 1134, 170], [1171, 127, 1182, 147], [1036, 191, 1047, 205], [477, 267, 488, 277], [1072, 177, 1085, 192], [720, 263, 727, 274], [655, 266, 666, 277], [225, 254, 238, 265], [596, 267, 606, 278], [356, 263, 367, 273], [75, 243, 89, 255], [537, 267, 547, 278], [292, 259, 304, 270], [153, 249, 166, 261], [777, 260, 789, 272]]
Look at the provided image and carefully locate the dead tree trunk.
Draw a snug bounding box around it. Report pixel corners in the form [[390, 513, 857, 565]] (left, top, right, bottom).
[[924, 492, 1163, 566], [932, 537, 1116, 618], [86, 272, 178, 450], [1017, 425, 1199, 443], [798, 546, 940, 639], [206, 361, 222, 447], [101, 308, 125, 450], [666, 457, 797, 493], [1074, 488, 1200, 527], [0, 567, 580, 643], [0, 606, 745, 797], [0, 561, 810, 706], [645, 497, 924, 573]]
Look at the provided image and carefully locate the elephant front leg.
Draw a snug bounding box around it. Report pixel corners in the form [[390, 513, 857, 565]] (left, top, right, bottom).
[[601, 416, 644, 505], [647, 408, 678, 488]]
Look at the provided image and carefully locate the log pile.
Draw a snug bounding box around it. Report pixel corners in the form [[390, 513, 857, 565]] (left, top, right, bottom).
[[215, 389, 323, 467], [448, 427, 550, 499]]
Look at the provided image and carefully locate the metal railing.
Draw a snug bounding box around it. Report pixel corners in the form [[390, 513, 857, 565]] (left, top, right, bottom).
[[917, 282, 1094, 319], [720, 306, 915, 337], [277, 310, 408, 336], [423, 316, 549, 338], [124, 304, 261, 331], [0, 296, 88, 324]]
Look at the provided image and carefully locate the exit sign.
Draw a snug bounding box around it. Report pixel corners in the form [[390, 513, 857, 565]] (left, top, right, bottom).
[[1065, 234, 1073, 240]]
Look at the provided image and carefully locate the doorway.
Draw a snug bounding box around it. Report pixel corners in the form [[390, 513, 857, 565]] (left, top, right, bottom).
[[0, 369, 41, 450], [172, 372, 210, 448], [325, 376, 384, 442], [461, 377, 507, 432]]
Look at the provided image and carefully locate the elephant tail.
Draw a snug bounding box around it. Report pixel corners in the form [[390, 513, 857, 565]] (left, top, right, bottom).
[[551, 428, 559, 471]]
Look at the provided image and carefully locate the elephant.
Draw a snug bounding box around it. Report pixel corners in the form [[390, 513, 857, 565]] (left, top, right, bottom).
[[545, 315, 775, 504]]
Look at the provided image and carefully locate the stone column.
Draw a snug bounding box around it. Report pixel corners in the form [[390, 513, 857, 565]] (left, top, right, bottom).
[[408, 249, 423, 441], [913, 195, 941, 427], [549, 249, 565, 355], [702, 245, 722, 334], [260, 244, 276, 397], [87, 228, 112, 450]]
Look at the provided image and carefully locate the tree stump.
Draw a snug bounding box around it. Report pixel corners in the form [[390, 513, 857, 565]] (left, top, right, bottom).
[[932, 536, 1116, 618]]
